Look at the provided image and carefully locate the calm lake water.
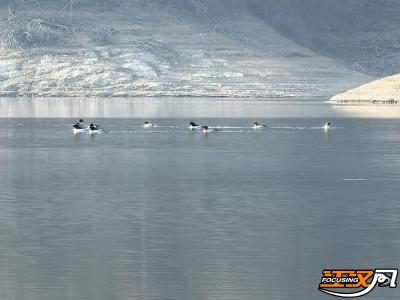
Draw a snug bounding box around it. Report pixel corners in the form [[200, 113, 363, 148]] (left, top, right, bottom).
[[0, 99, 400, 300]]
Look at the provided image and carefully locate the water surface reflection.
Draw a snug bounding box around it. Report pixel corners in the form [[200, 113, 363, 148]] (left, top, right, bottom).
[[2, 97, 400, 118]]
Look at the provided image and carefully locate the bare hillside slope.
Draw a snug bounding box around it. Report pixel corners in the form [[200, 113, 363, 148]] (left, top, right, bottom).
[[0, 1, 372, 98]]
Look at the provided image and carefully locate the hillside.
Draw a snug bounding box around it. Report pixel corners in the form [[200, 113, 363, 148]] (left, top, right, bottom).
[[252, 0, 400, 76], [0, 0, 384, 98], [331, 74, 400, 103]]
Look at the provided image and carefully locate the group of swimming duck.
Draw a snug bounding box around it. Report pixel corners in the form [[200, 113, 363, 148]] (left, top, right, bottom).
[[73, 119, 106, 134], [73, 119, 333, 134], [189, 121, 266, 132]]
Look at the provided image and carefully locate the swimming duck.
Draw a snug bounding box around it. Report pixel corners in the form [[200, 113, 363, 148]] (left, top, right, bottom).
[[189, 121, 201, 130], [143, 121, 154, 128], [202, 126, 222, 133], [323, 122, 333, 131], [73, 119, 86, 133], [253, 122, 266, 129], [89, 123, 104, 134]]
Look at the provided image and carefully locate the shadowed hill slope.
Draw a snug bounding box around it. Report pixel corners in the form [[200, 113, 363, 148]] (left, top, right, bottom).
[[251, 0, 400, 76], [162, 0, 400, 76]]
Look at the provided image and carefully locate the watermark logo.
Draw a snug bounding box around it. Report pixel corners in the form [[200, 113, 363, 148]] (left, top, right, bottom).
[[318, 269, 397, 298]]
